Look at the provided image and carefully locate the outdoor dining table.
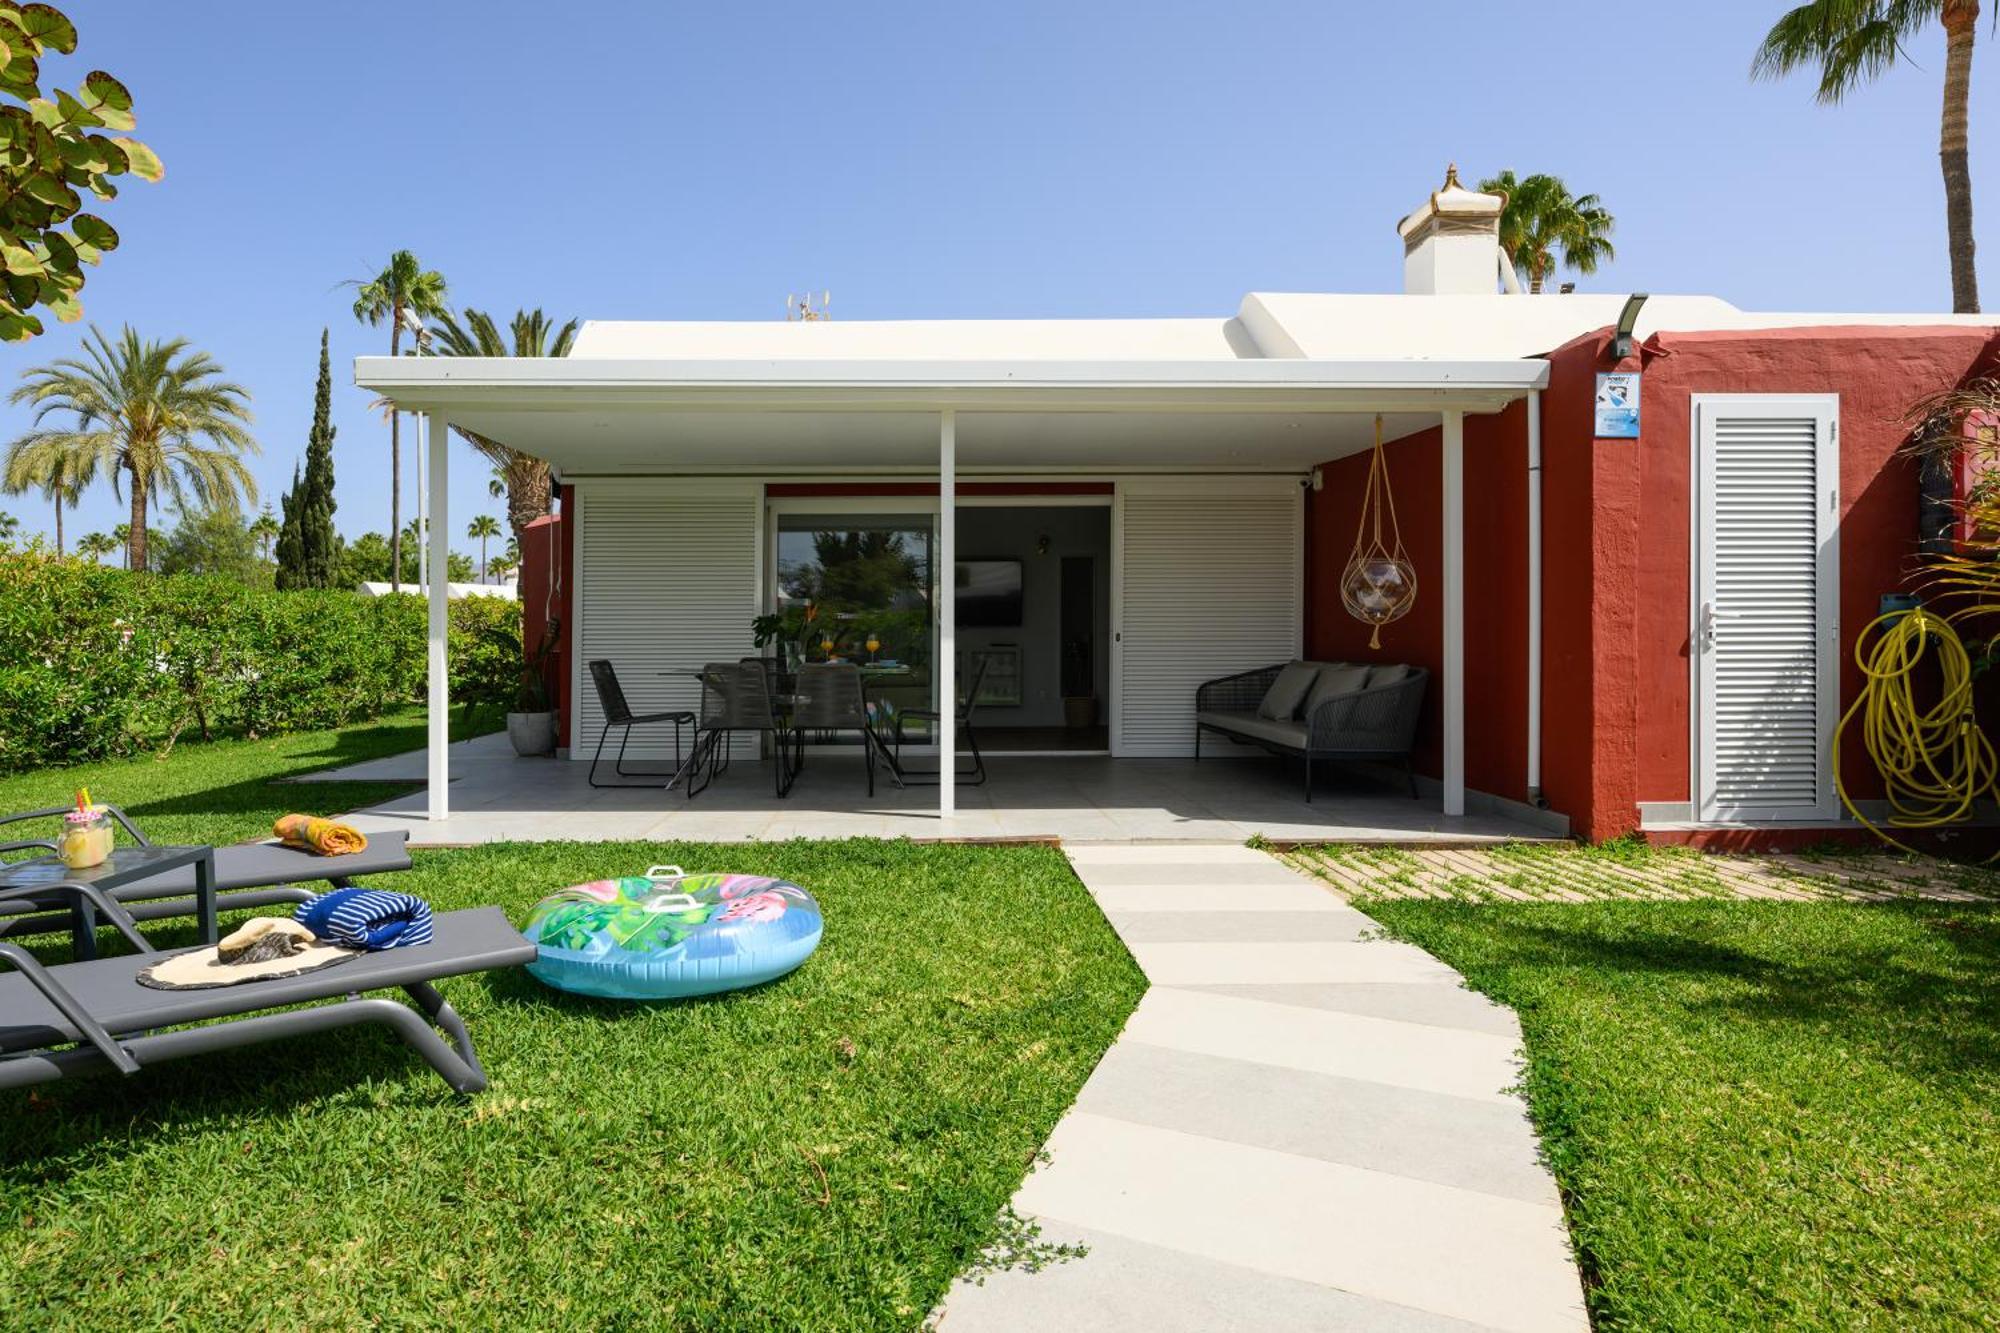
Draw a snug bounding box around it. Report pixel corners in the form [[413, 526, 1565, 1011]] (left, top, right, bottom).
[[656, 664, 921, 795]]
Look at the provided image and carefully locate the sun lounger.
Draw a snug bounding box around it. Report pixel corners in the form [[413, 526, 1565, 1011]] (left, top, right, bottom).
[[0, 806, 412, 939], [0, 895, 533, 1094]]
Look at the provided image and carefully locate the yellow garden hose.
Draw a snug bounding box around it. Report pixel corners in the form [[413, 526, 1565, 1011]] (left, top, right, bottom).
[[1833, 608, 1999, 857]]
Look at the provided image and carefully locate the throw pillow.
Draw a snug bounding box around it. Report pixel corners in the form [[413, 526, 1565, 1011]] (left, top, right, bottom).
[[1256, 661, 1320, 720], [1304, 664, 1372, 714]]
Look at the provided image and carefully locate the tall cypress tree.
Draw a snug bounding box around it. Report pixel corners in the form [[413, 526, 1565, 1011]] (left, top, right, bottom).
[[273, 463, 305, 588], [276, 330, 340, 589], [299, 328, 339, 585]]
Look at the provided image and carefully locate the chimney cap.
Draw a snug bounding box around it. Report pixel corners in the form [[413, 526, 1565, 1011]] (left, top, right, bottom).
[[1396, 163, 1506, 239]]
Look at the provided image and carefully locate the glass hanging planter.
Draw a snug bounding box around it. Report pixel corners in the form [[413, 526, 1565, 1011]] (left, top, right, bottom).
[[1341, 415, 1418, 649]]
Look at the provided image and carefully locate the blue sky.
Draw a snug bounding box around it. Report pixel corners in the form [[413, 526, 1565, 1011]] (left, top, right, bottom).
[[4, 1, 1994, 550]]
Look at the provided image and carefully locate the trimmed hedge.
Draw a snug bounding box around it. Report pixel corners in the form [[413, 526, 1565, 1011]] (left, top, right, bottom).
[[0, 552, 524, 773]]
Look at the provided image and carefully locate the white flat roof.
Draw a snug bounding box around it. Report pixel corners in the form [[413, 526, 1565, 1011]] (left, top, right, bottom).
[[360, 289, 1991, 474]]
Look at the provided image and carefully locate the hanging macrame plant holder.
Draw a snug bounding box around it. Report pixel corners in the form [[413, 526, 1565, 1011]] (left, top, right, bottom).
[[1341, 415, 1418, 649]]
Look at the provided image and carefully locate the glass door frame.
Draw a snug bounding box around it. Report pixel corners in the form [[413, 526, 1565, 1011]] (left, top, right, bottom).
[[763, 494, 943, 748]]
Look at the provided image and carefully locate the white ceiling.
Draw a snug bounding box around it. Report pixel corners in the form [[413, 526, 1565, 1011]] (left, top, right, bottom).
[[445, 407, 1448, 476]]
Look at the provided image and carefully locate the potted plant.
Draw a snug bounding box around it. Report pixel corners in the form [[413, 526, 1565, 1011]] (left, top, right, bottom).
[[506, 625, 559, 757]]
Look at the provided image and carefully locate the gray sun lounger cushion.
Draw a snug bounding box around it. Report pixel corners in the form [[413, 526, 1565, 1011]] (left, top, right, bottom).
[[0, 905, 534, 1094], [127, 830, 413, 894]]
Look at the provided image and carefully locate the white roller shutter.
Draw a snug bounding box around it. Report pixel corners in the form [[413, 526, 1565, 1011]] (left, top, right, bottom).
[[571, 480, 761, 760], [1694, 396, 1840, 821], [1114, 478, 1303, 756]]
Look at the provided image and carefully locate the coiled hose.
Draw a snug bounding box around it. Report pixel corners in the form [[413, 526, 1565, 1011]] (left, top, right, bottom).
[[1833, 608, 1999, 857]]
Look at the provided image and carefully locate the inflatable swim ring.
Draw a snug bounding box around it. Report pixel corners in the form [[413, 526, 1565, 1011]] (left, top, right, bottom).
[[521, 866, 823, 1000]]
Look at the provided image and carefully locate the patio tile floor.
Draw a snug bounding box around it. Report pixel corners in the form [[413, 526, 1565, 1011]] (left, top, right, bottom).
[[307, 735, 1556, 848], [938, 844, 1587, 1333]]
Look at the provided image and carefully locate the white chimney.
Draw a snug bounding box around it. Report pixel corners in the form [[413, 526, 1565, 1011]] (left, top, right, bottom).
[[1396, 164, 1511, 295]]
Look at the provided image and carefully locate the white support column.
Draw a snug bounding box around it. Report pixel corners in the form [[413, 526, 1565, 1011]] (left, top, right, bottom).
[[937, 410, 956, 818], [426, 410, 451, 822], [1525, 389, 1543, 801], [1442, 409, 1466, 817]]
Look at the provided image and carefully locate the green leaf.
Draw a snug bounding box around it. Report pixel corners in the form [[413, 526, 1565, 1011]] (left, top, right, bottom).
[[81, 133, 124, 174], [15, 5, 77, 56], [0, 303, 46, 341], [109, 135, 160, 182], [0, 241, 42, 275], [77, 70, 133, 130], [36, 281, 77, 322], [20, 169, 74, 209], [23, 95, 58, 129], [3, 269, 37, 306], [0, 59, 38, 100], [84, 174, 115, 201], [69, 210, 113, 251], [51, 87, 100, 130], [38, 225, 72, 270]]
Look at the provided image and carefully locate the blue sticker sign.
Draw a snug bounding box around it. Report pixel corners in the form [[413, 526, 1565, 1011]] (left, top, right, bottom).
[[1595, 372, 1640, 439]]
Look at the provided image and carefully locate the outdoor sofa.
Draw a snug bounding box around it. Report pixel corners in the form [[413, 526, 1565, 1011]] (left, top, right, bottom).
[[1195, 660, 1429, 800]]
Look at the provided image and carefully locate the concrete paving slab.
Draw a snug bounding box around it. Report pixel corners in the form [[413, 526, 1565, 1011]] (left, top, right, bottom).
[[1015, 1114, 1585, 1333], [941, 1221, 1507, 1333], [1103, 909, 1377, 943], [1075, 1042, 1558, 1204], [1126, 939, 1462, 985], [1178, 981, 1522, 1037], [1121, 986, 1523, 1105], [1085, 879, 1345, 914]]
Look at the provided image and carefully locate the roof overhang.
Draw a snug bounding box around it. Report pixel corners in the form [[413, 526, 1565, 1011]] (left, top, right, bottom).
[[355, 356, 1549, 475]]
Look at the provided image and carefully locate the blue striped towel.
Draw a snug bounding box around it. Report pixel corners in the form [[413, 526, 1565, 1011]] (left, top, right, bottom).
[[294, 887, 434, 951]]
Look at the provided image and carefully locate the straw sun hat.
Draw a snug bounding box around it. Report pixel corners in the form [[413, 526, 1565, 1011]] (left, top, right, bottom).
[[138, 918, 360, 991]]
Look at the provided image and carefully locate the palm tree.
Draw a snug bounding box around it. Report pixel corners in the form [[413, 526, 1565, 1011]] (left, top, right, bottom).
[[76, 530, 117, 563], [0, 511, 18, 545], [429, 308, 577, 550], [467, 513, 501, 582], [1755, 1, 1981, 313], [5, 326, 258, 572], [111, 522, 130, 568], [487, 553, 516, 586], [2, 437, 90, 554], [347, 250, 449, 592], [249, 503, 280, 562], [1479, 170, 1616, 294]]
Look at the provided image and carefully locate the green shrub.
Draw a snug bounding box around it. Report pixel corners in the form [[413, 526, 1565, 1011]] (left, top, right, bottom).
[[0, 552, 527, 773]]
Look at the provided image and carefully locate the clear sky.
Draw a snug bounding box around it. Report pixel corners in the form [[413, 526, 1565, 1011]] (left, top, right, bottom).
[[3, 0, 1994, 551]]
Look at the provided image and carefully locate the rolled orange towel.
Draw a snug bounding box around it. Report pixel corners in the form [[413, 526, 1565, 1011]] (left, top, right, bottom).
[[272, 814, 368, 856]]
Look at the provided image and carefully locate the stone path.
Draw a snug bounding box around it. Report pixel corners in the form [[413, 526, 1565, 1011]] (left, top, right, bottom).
[[938, 844, 1586, 1333], [1285, 843, 2000, 904]]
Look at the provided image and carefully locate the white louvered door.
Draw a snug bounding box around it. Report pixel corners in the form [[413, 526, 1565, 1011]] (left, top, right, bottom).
[[1113, 477, 1303, 756], [571, 480, 762, 760], [1693, 395, 1840, 821]]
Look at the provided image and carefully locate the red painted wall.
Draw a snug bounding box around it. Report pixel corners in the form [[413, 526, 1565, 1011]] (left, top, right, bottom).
[[517, 486, 575, 747], [1310, 323, 2000, 842]]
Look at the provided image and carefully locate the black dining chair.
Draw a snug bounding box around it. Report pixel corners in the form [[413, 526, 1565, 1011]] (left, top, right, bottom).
[[893, 657, 990, 786], [790, 663, 902, 796], [585, 660, 696, 788], [686, 660, 795, 798]]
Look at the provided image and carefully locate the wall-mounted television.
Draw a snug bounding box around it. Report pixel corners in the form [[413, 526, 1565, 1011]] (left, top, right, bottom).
[[956, 559, 1023, 627]]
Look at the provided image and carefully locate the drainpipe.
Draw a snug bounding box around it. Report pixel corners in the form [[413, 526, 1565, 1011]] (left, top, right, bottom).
[[1526, 389, 1545, 807]]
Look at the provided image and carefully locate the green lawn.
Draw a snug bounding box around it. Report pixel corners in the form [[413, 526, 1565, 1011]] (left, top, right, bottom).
[[0, 724, 1146, 1330], [1360, 896, 2000, 1331], [0, 707, 452, 847]]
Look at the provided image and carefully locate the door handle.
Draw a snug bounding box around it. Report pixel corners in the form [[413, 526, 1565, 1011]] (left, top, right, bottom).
[[1699, 601, 1716, 651]]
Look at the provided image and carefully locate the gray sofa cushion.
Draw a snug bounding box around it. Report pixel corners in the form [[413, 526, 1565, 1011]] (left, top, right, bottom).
[[1304, 664, 1372, 714], [1256, 661, 1319, 720], [1368, 663, 1412, 689], [1198, 709, 1308, 750]]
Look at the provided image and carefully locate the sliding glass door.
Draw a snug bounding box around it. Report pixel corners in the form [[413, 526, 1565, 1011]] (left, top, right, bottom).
[[769, 510, 937, 729]]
